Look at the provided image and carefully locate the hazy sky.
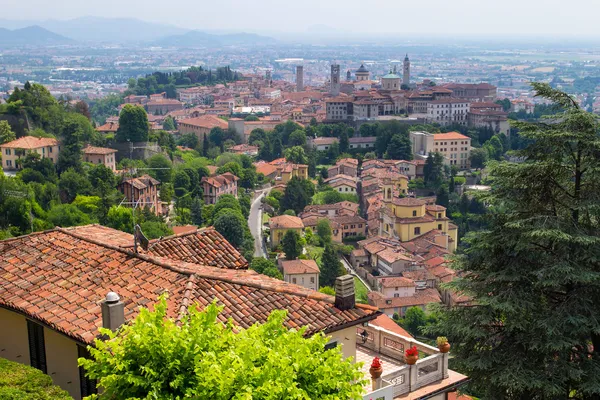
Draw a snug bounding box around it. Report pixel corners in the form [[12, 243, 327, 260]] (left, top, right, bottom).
[[5, 0, 600, 36]]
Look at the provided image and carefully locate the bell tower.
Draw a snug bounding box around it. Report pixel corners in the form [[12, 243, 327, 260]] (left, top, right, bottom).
[[403, 54, 410, 87]]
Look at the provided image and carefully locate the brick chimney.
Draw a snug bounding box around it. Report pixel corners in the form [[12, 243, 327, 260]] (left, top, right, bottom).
[[101, 292, 125, 332], [335, 275, 356, 310]]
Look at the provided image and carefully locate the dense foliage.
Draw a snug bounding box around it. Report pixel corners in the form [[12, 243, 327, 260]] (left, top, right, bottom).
[[0, 357, 72, 399], [79, 297, 366, 399], [434, 84, 600, 399]]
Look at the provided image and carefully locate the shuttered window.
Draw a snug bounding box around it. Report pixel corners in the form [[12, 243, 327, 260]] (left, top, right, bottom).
[[27, 320, 46, 373], [78, 345, 97, 397]]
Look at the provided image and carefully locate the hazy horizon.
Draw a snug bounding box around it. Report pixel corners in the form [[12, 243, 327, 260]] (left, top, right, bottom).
[[2, 0, 600, 38]]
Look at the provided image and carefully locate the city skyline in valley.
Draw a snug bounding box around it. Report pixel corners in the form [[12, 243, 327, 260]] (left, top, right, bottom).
[[2, 0, 600, 38]]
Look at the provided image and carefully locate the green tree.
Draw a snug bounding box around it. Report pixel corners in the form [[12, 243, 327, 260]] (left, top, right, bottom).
[[116, 104, 149, 142], [57, 114, 91, 173], [79, 296, 366, 400], [316, 219, 332, 244], [284, 146, 308, 165], [162, 116, 176, 131], [458, 193, 470, 215], [282, 230, 302, 260], [147, 154, 173, 184], [280, 177, 315, 215], [435, 185, 449, 208], [58, 168, 92, 203], [320, 244, 343, 287], [434, 84, 600, 399], [386, 133, 412, 160], [213, 210, 245, 248], [47, 203, 92, 227], [0, 120, 15, 144], [399, 306, 427, 336], [250, 257, 275, 274], [469, 147, 488, 169], [423, 152, 444, 188], [319, 286, 335, 296], [190, 197, 204, 226], [339, 129, 349, 153], [140, 221, 173, 239], [484, 135, 504, 160], [288, 129, 307, 147], [106, 205, 134, 233]]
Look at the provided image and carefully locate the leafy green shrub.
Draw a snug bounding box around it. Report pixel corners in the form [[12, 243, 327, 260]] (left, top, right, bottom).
[[0, 357, 72, 399], [79, 297, 366, 399]]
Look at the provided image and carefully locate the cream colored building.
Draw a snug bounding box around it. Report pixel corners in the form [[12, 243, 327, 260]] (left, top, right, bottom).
[[280, 259, 320, 291], [0, 136, 59, 170], [433, 132, 471, 169], [83, 146, 117, 171]]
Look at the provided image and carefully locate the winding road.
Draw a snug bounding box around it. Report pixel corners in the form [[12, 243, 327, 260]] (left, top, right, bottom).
[[248, 188, 271, 258]]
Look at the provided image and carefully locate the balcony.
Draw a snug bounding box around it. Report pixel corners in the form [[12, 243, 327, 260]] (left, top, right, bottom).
[[357, 324, 468, 399]]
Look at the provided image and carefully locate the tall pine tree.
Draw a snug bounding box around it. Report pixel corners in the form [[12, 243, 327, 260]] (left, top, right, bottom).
[[434, 83, 600, 399], [320, 244, 343, 287]]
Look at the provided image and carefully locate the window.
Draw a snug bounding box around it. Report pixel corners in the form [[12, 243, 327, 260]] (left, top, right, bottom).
[[394, 293, 399, 298], [292, 278, 297, 284], [78, 345, 97, 397], [412, 210, 417, 217], [438, 224, 442, 230], [414, 227, 421, 235], [310, 277, 315, 284], [438, 213, 442, 218], [27, 320, 46, 373], [324, 341, 338, 351], [5, 149, 10, 156]]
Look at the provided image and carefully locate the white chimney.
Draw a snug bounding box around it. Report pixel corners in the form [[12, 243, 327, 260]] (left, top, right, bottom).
[[101, 292, 125, 332]]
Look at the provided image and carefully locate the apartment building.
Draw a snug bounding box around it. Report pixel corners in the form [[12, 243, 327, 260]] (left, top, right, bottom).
[[426, 99, 470, 126], [83, 146, 117, 171], [118, 175, 162, 215], [178, 115, 229, 140], [433, 132, 472, 169], [0, 136, 59, 171], [201, 173, 239, 205]]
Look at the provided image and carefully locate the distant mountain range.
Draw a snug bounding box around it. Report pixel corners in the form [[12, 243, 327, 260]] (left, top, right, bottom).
[[0, 17, 275, 46], [0, 25, 73, 46], [153, 30, 276, 47]]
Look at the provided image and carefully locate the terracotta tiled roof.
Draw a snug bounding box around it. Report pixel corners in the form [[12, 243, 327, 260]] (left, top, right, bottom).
[[96, 122, 119, 132], [0, 136, 58, 149], [433, 132, 470, 141], [254, 162, 279, 177], [120, 175, 161, 189], [172, 225, 198, 235], [0, 229, 379, 345], [83, 145, 117, 155], [391, 197, 428, 206], [66, 225, 248, 270], [369, 314, 413, 338], [378, 277, 416, 288], [179, 115, 228, 130], [368, 288, 441, 309], [281, 259, 320, 275], [269, 215, 304, 229]]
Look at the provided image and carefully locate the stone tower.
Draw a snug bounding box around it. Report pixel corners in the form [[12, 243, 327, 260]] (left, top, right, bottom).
[[265, 70, 272, 87], [296, 65, 304, 92], [330, 64, 341, 96], [403, 54, 410, 86], [346, 69, 352, 81]]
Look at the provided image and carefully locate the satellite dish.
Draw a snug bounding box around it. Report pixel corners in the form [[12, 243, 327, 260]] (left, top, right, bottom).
[[135, 225, 149, 251]]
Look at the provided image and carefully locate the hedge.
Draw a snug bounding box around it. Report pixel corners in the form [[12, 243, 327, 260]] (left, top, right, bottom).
[[0, 357, 72, 399]]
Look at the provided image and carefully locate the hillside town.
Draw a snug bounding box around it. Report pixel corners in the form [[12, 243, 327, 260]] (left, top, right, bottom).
[[0, 7, 599, 400]]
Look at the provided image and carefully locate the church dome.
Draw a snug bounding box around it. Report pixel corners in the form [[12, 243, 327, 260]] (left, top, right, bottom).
[[382, 73, 401, 79], [356, 64, 369, 73]]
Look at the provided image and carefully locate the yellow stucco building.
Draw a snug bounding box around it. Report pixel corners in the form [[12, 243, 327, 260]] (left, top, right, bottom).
[[269, 215, 304, 249], [378, 181, 457, 252]]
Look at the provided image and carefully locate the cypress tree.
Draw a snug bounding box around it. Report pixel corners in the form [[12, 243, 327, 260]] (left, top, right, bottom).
[[433, 83, 600, 398]]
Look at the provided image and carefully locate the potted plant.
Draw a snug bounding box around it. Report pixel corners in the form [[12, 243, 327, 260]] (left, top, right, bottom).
[[369, 357, 383, 379], [436, 336, 450, 353], [405, 345, 419, 365]]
